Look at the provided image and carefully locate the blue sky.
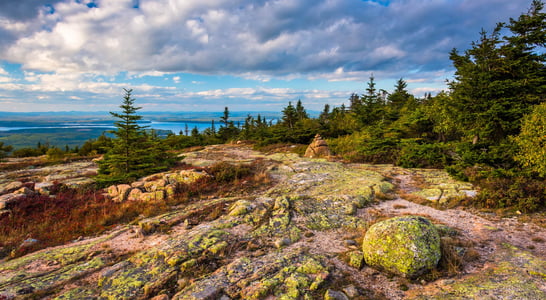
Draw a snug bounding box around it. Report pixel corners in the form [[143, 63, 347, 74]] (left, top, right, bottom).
[[0, 0, 534, 112]]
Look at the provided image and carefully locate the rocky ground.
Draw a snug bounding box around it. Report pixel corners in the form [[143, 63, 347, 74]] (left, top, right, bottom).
[[0, 144, 545, 299]]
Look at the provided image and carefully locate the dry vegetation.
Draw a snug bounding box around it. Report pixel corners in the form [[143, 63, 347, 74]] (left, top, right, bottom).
[[0, 159, 272, 258]]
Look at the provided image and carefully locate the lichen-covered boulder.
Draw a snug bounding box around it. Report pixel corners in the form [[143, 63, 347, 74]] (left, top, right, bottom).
[[127, 188, 143, 201], [362, 215, 441, 278], [167, 170, 209, 185]]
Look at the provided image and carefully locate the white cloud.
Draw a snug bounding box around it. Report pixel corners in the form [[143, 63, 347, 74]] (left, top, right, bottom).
[[0, 0, 535, 111], [0, 0, 532, 78]]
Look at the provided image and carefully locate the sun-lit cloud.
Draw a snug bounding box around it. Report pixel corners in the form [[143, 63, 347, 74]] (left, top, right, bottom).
[[0, 0, 534, 111]]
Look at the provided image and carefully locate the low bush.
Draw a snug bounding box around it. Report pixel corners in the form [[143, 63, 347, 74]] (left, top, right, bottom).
[[396, 139, 451, 168], [462, 166, 545, 212], [0, 160, 272, 258]]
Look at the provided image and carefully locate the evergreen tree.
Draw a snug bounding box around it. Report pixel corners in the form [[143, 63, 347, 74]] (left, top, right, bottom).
[[386, 78, 412, 121], [220, 107, 230, 127], [0, 142, 13, 160], [354, 75, 385, 126], [295, 99, 309, 120], [98, 89, 173, 183], [281, 102, 298, 129], [447, 1, 546, 144]]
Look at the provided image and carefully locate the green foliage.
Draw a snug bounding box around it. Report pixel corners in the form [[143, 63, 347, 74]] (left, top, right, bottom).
[[46, 147, 65, 161], [397, 140, 451, 168], [447, 1, 546, 144], [351, 76, 387, 127], [514, 102, 546, 177], [327, 131, 369, 161], [97, 89, 175, 184], [218, 107, 240, 142], [78, 134, 112, 156], [0, 141, 13, 159], [464, 167, 545, 212]]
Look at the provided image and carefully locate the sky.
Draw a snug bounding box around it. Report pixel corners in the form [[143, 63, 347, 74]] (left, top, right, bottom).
[[0, 0, 534, 112]]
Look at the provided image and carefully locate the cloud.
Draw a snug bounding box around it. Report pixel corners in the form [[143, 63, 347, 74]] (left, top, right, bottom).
[[0, 0, 64, 20], [0, 0, 532, 80], [0, 0, 535, 111]]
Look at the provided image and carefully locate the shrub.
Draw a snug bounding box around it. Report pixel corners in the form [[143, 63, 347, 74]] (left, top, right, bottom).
[[514, 102, 546, 177], [327, 131, 369, 162], [208, 162, 252, 183], [462, 167, 545, 212], [46, 147, 65, 161], [397, 139, 451, 168]]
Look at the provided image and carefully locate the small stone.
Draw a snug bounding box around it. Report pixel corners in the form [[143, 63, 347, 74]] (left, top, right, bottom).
[[150, 294, 169, 300], [113, 184, 132, 202], [127, 188, 143, 201], [252, 249, 267, 257], [229, 200, 252, 216], [131, 181, 145, 189], [191, 285, 221, 300], [304, 231, 315, 237], [344, 239, 357, 247], [346, 251, 364, 269], [324, 289, 349, 300], [246, 240, 261, 251], [20, 238, 39, 248], [342, 285, 359, 298], [107, 185, 118, 198], [177, 278, 190, 290], [274, 237, 291, 248]]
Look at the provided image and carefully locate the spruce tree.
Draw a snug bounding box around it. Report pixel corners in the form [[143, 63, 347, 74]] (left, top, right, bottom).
[[98, 89, 173, 183], [281, 102, 298, 129], [447, 1, 546, 144]]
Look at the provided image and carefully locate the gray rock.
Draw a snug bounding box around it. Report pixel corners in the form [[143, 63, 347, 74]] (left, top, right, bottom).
[[116, 184, 132, 202], [324, 289, 349, 300], [1, 181, 23, 194], [35, 182, 54, 196], [14, 187, 34, 196]]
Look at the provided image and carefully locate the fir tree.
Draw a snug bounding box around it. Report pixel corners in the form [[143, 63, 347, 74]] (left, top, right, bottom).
[[281, 101, 298, 129], [98, 89, 173, 183]]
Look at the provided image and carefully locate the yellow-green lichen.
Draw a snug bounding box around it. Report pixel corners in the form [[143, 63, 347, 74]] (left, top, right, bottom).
[[362, 216, 441, 278], [297, 257, 326, 274], [345, 251, 364, 269]]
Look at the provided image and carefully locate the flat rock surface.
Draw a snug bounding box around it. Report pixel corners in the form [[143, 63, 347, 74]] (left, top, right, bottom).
[[0, 145, 544, 299]]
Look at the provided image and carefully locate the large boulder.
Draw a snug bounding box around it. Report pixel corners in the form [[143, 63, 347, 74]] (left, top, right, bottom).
[[362, 215, 441, 278], [304, 134, 331, 158]]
